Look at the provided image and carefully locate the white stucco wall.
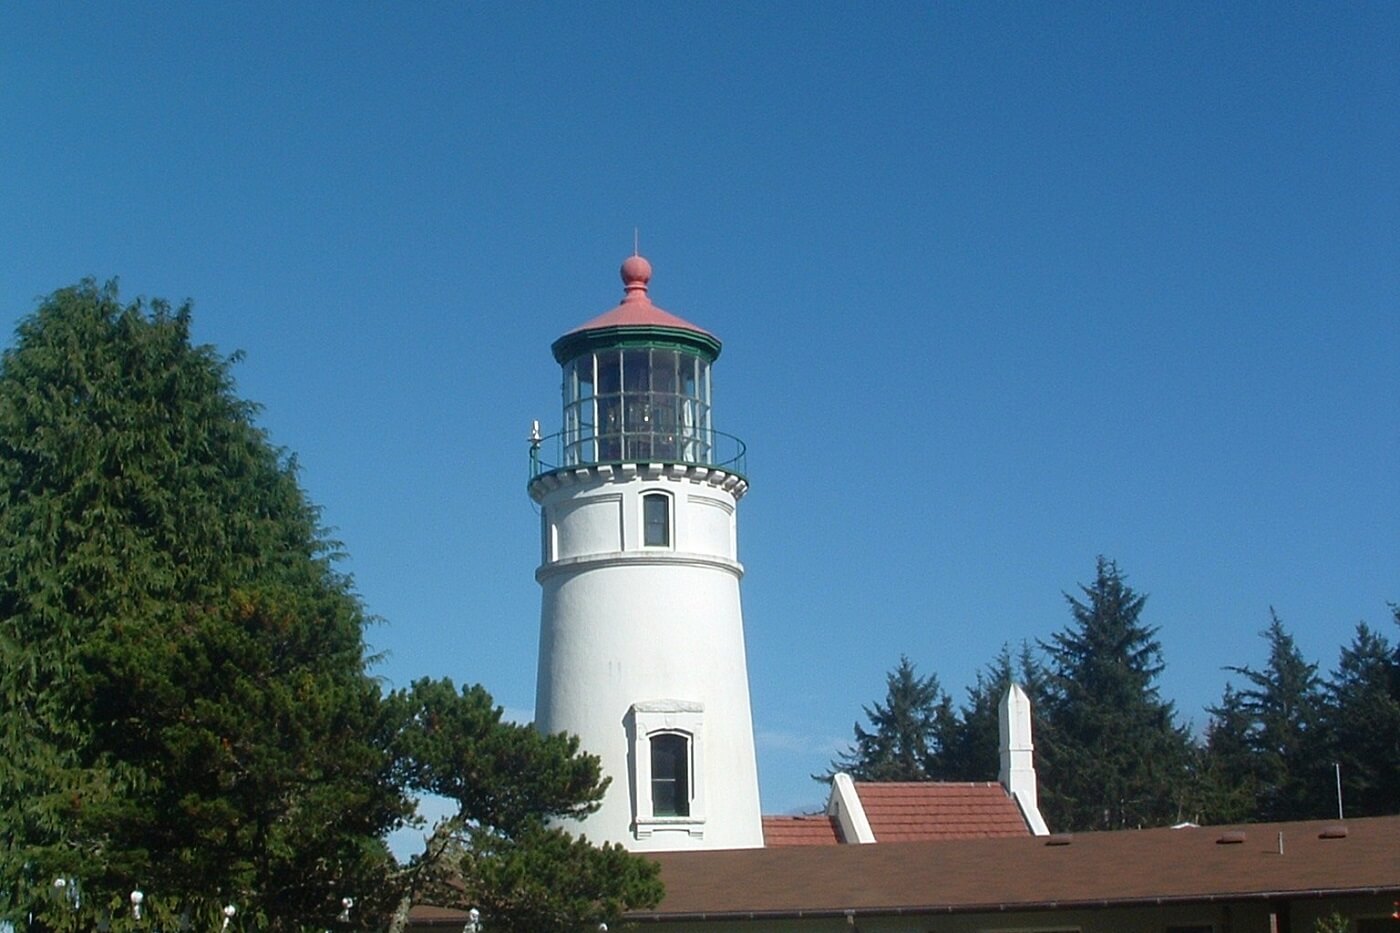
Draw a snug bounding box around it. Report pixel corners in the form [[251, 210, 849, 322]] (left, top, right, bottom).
[[530, 464, 763, 851]]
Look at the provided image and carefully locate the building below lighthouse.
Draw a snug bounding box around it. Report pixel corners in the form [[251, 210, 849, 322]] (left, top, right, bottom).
[[528, 254, 764, 851]]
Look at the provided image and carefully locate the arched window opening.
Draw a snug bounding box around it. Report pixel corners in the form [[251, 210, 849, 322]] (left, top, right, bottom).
[[650, 733, 690, 817], [643, 492, 671, 547]]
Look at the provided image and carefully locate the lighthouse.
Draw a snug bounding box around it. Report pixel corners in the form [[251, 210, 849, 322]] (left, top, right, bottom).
[[528, 254, 763, 851]]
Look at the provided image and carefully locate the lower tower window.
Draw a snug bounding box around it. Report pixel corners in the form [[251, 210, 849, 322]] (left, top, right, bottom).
[[650, 733, 690, 817], [629, 700, 705, 839]]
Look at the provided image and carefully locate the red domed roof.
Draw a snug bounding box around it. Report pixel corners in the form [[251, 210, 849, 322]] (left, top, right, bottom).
[[551, 254, 722, 363], [564, 254, 715, 338]]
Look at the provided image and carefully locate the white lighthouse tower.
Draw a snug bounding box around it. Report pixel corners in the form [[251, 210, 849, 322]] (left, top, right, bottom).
[[529, 254, 763, 851]]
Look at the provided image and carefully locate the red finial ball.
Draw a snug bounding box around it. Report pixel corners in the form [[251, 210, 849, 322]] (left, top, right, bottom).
[[620, 254, 652, 290]]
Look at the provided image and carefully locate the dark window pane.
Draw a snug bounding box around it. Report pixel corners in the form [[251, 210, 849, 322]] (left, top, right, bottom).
[[651, 395, 679, 460], [597, 351, 621, 395], [681, 356, 698, 398], [643, 494, 669, 547], [623, 349, 649, 392], [651, 350, 678, 393], [598, 396, 621, 460], [650, 733, 689, 817], [577, 356, 595, 398]]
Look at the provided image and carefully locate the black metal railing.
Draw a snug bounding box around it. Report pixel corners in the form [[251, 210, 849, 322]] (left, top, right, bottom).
[[530, 427, 747, 479]]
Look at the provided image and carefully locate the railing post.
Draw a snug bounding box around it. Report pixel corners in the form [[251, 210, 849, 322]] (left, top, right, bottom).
[[528, 420, 542, 478]]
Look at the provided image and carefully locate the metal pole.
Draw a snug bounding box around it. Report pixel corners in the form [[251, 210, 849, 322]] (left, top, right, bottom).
[[1334, 762, 1343, 820]]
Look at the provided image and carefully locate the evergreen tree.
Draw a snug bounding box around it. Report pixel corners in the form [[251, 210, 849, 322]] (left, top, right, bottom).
[[942, 644, 1047, 782], [823, 655, 959, 781], [1194, 684, 1263, 824], [1223, 610, 1329, 821], [1036, 558, 1192, 831], [0, 282, 663, 931], [383, 679, 662, 933], [0, 281, 404, 927], [943, 648, 1016, 782], [1323, 615, 1400, 817]]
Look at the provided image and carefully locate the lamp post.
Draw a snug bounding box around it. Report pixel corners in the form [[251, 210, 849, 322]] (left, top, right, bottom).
[[49, 877, 79, 930], [129, 889, 144, 921], [463, 907, 481, 932]]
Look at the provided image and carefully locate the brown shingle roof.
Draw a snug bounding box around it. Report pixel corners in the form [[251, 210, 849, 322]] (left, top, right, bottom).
[[634, 816, 1400, 922], [762, 814, 842, 846], [852, 781, 1030, 841]]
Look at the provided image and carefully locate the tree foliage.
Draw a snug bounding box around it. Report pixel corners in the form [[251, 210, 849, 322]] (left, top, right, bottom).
[[383, 679, 662, 933], [1192, 684, 1261, 824], [824, 656, 959, 782], [819, 559, 1395, 832], [1214, 610, 1328, 821], [1324, 610, 1400, 817], [939, 644, 1047, 782], [0, 281, 661, 931], [0, 280, 401, 927], [1035, 558, 1192, 831], [1199, 607, 1400, 823]]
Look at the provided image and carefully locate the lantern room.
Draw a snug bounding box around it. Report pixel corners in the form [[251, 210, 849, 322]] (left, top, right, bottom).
[[538, 255, 741, 473]]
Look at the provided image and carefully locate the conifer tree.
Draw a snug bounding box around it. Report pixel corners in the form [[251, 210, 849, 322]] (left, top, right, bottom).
[[941, 644, 1047, 782], [0, 281, 405, 927], [824, 656, 959, 781], [0, 282, 663, 931], [383, 679, 662, 933], [1194, 684, 1263, 824], [1036, 558, 1192, 831], [1322, 614, 1400, 817], [1222, 610, 1329, 821], [943, 648, 1016, 782]]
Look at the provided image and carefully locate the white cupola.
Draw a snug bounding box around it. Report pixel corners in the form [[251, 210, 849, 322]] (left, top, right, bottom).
[[528, 254, 763, 851]]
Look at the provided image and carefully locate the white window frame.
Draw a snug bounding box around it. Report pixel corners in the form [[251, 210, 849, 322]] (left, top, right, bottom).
[[641, 491, 672, 548], [630, 700, 705, 839]]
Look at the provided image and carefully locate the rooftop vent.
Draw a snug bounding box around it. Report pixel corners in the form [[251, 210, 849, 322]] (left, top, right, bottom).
[[1216, 831, 1247, 845], [1318, 824, 1348, 839]]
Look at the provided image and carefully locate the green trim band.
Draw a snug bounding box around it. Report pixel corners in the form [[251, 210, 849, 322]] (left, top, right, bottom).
[[551, 324, 723, 365]]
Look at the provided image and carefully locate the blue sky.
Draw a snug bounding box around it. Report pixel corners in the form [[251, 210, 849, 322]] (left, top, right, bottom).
[[3, 3, 1396, 827]]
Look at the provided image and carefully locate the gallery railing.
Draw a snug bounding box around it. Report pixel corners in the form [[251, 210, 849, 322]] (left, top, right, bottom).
[[530, 427, 747, 480]]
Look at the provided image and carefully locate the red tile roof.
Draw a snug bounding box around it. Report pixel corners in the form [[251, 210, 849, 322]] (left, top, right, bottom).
[[853, 781, 1030, 841], [636, 816, 1400, 922], [762, 814, 842, 846]]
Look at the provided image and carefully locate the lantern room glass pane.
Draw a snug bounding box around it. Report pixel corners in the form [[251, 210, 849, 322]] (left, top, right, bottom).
[[623, 349, 649, 392], [596, 351, 621, 395], [650, 350, 678, 393], [680, 356, 697, 398], [560, 347, 715, 467]]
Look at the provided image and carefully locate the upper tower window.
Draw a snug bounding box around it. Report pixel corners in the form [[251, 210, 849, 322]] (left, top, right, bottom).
[[642, 492, 671, 547]]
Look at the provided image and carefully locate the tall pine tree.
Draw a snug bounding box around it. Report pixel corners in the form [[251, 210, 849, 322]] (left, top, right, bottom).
[[1221, 610, 1329, 821], [1194, 684, 1263, 824], [824, 656, 959, 781], [1037, 558, 1192, 831], [940, 644, 1047, 782], [1322, 614, 1400, 818]]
